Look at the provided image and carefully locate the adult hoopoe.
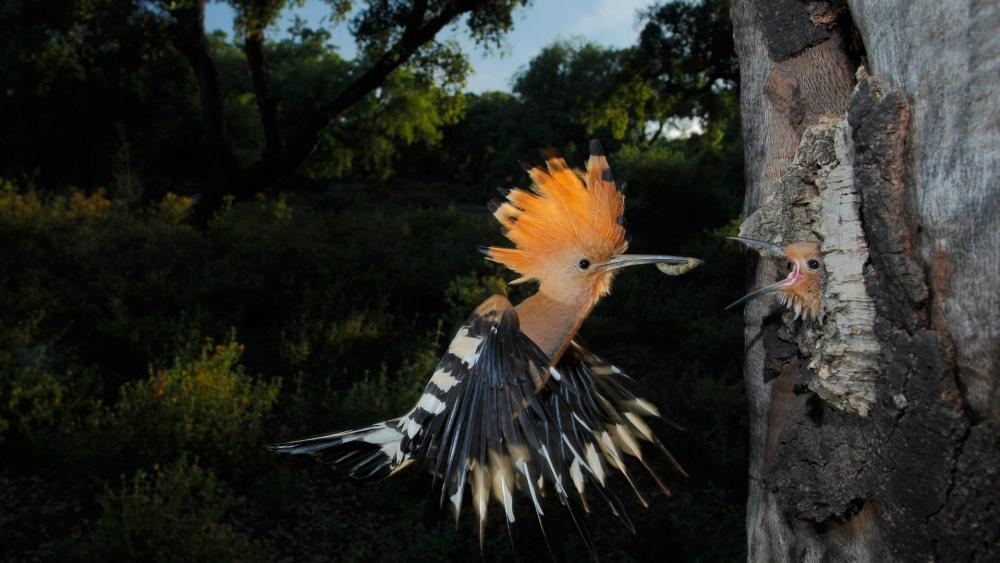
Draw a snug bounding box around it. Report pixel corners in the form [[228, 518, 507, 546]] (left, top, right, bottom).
[[269, 140, 702, 550], [725, 237, 823, 320]]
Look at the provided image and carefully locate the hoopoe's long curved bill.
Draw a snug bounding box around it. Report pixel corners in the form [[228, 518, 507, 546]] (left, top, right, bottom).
[[724, 279, 789, 311], [602, 254, 704, 271], [727, 236, 786, 257]]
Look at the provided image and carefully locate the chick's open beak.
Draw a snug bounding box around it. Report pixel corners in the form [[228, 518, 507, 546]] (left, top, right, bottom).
[[724, 261, 800, 311]]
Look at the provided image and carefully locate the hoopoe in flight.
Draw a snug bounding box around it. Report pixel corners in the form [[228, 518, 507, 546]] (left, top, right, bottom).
[[725, 237, 823, 320], [270, 140, 702, 550]]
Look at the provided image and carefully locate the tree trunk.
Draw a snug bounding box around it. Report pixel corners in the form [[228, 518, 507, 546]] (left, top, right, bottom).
[[244, 30, 283, 160], [166, 0, 234, 184], [731, 1, 999, 561]]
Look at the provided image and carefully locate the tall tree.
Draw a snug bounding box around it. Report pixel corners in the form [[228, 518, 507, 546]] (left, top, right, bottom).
[[632, 0, 738, 138], [159, 0, 526, 210], [233, 0, 306, 159], [730, 0, 999, 560], [236, 0, 522, 197]]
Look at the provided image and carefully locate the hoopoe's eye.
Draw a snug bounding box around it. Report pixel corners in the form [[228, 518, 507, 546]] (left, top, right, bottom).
[[807, 259, 820, 270], [578, 259, 591, 270]]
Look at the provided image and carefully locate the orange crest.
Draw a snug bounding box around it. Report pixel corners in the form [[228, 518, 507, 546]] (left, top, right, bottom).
[[484, 143, 628, 283]]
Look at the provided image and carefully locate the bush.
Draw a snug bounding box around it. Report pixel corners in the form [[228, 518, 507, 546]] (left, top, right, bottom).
[[337, 345, 439, 428], [109, 337, 280, 476], [0, 310, 104, 450], [0, 364, 103, 446], [71, 458, 259, 562]]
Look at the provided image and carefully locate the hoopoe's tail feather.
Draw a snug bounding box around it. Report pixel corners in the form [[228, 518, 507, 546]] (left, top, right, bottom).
[[268, 419, 411, 481]]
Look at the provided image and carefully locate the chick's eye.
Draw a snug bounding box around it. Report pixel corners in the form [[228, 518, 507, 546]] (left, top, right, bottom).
[[578, 259, 591, 270], [807, 259, 820, 270], [786, 261, 793, 270]]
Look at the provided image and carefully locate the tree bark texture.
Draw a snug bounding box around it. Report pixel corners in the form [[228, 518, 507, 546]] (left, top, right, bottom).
[[731, 1, 999, 561]]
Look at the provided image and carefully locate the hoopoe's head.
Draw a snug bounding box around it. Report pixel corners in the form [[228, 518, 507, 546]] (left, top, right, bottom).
[[482, 140, 702, 306], [726, 237, 823, 320]]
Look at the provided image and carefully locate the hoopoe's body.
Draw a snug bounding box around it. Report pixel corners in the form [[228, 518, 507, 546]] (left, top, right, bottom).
[[270, 141, 701, 551], [726, 237, 823, 320]]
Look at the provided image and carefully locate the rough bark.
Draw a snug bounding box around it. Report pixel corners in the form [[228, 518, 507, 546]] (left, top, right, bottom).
[[732, 0, 999, 561], [849, 0, 1000, 423]]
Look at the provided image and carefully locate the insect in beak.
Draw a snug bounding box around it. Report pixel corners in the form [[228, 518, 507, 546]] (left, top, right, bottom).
[[602, 254, 704, 275]]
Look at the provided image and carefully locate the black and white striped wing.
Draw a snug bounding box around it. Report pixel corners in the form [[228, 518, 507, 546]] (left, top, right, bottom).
[[397, 295, 552, 542], [542, 340, 687, 520], [398, 296, 684, 546]]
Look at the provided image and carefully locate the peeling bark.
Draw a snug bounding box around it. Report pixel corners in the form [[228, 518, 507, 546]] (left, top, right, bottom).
[[849, 0, 1000, 423], [741, 116, 880, 417], [810, 117, 879, 416]]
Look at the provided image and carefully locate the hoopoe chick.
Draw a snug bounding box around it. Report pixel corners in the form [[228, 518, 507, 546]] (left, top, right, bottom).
[[269, 140, 701, 553], [726, 237, 823, 320]]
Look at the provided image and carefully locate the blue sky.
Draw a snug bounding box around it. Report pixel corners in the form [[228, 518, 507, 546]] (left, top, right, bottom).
[[205, 0, 655, 92]]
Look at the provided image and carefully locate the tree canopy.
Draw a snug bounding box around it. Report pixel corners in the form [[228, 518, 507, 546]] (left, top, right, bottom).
[[0, 0, 527, 205]]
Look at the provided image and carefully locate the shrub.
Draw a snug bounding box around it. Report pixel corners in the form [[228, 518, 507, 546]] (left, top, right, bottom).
[[0, 364, 103, 446], [337, 345, 439, 428], [110, 337, 280, 475], [0, 311, 104, 449], [70, 458, 260, 562]]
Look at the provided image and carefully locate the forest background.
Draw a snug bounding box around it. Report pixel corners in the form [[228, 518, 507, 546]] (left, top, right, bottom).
[[0, 0, 747, 560]]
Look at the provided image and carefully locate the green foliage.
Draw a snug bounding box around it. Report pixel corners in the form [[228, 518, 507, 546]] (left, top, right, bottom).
[[614, 139, 743, 245], [0, 0, 200, 191], [352, 0, 528, 54], [0, 363, 103, 447], [110, 337, 281, 474], [512, 40, 623, 148], [227, 24, 471, 180], [0, 0, 510, 194], [635, 0, 738, 127], [71, 458, 260, 563], [338, 348, 436, 427]]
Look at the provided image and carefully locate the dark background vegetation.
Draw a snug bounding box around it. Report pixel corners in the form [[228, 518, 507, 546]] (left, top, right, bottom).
[[0, 0, 746, 560]]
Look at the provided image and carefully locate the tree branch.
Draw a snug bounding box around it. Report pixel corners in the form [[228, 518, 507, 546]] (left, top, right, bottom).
[[646, 119, 666, 145], [225, 0, 472, 199]]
